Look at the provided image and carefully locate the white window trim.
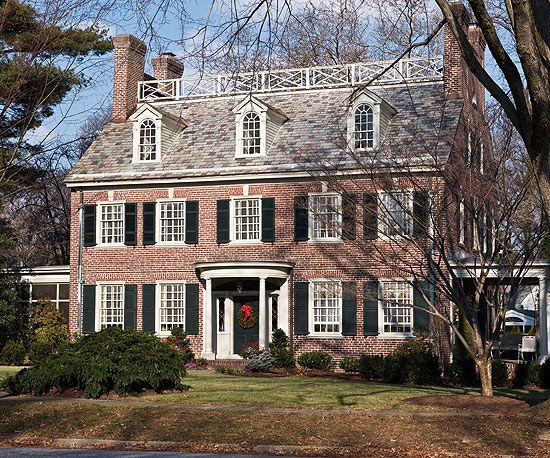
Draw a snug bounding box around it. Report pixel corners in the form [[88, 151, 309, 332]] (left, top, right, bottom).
[[347, 100, 381, 151], [235, 108, 267, 158], [156, 199, 187, 246], [155, 281, 186, 337], [132, 115, 162, 164], [377, 190, 413, 241], [96, 201, 126, 247], [229, 196, 263, 244], [308, 279, 343, 338], [459, 199, 465, 245], [377, 279, 414, 338], [95, 282, 125, 332], [308, 192, 342, 243]]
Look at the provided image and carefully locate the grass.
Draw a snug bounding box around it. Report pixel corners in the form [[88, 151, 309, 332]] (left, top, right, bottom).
[[0, 366, 24, 382], [141, 370, 545, 410]]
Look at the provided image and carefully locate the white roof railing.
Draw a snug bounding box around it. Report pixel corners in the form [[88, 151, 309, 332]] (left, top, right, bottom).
[[138, 56, 443, 102]]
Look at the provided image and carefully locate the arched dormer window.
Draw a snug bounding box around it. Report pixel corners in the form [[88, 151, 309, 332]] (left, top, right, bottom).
[[139, 118, 157, 161], [242, 111, 262, 155], [354, 104, 374, 149]]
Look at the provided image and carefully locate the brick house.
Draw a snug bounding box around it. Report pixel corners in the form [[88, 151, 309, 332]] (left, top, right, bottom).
[[65, 4, 489, 361]]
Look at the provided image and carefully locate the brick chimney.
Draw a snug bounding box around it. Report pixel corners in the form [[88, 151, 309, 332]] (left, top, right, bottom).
[[152, 52, 184, 80], [443, 1, 486, 107], [112, 34, 147, 123]]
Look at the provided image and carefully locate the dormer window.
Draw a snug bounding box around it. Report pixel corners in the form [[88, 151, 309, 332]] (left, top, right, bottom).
[[139, 119, 158, 161], [347, 89, 396, 151], [242, 112, 262, 155], [354, 104, 374, 149]]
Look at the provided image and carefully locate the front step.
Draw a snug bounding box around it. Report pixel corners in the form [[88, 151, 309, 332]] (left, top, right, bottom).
[[208, 358, 247, 368]]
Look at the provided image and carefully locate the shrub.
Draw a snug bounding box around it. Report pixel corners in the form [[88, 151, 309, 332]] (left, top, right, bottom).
[[298, 351, 332, 371], [2, 327, 187, 398], [540, 359, 550, 388], [514, 361, 540, 388], [449, 314, 477, 387], [268, 329, 295, 368], [195, 357, 208, 369], [28, 300, 70, 365], [339, 356, 360, 373], [388, 340, 440, 385], [168, 327, 194, 363], [492, 359, 509, 387], [1, 340, 26, 365], [247, 350, 275, 373], [358, 355, 385, 381], [214, 365, 243, 376], [240, 342, 260, 359]]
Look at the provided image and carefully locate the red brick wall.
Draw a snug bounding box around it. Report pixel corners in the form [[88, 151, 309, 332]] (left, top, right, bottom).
[[69, 178, 451, 359]]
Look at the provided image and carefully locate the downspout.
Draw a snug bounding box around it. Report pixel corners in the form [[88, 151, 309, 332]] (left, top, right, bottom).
[[428, 191, 436, 318], [77, 189, 84, 333]]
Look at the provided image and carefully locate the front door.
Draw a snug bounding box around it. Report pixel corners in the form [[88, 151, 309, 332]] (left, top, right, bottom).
[[233, 296, 259, 356]]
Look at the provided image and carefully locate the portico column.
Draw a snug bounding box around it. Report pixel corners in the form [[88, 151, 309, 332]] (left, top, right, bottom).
[[259, 277, 267, 350], [539, 277, 549, 362], [202, 278, 215, 359]]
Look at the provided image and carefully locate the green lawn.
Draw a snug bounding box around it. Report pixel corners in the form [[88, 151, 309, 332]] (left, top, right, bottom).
[[143, 370, 465, 410], [0, 366, 24, 382]]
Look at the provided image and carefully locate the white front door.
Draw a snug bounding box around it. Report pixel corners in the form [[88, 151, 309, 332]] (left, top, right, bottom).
[[215, 296, 233, 357]]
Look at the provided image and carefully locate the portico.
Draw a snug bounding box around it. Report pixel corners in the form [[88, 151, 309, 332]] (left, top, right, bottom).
[[195, 261, 293, 359]]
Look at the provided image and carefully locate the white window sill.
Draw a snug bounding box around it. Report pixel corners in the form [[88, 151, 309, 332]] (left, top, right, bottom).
[[229, 240, 263, 246], [95, 244, 126, 249], [235, 153, 266, 159], [377, 332, 414, 339], [157, 242, 188, 248], [307, 333, 344, 339], [308, 239, 343, 244], [133, 159, 161, 164]]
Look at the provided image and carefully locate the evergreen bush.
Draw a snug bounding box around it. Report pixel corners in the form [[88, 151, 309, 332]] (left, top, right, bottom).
[[1, 340, 25, 365], [297, 351, 332, 371], [513, 361, 540, 388], [28, 300, 70, 365], [268, 329, 295, 368], [2, 327, 187, 398], [540, 359, 550, 388], [168, 327, 195, 363], [247, 350, 275, 372], [491, 359, 509, 387], [449, 313, 477, 387], [357, 355, 385, 381], [339, 356, 360, 373]]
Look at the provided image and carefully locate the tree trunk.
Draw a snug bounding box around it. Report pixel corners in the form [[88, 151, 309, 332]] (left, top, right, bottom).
[[477, 357, 493, 397]]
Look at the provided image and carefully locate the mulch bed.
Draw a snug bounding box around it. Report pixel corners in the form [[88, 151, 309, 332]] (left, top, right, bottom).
[[405, 394, 530, 415]]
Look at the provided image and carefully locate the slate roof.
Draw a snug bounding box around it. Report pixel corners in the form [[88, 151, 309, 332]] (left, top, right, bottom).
[[66, 82, 464, 185]]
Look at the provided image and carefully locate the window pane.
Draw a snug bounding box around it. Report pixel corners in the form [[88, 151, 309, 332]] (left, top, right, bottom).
[[234, 198, 260, 241], [99, 285, 124, 329], [354, 104, 374, 149], [382, 282, 412, 333], [59, 283, 70, 300], [100, 204, 124, 244], [311, 195, 341, 240], [312, 281, 341, 333], [160, 284, 185, 332], [160, 202, 185, 243], [242, 112, 261, 155], [32, 284, 57, 301], [271, 295, 278, 332], [139, 119, 157, 161], [380, 192, 412, 237], [218, 297, 225, 332]]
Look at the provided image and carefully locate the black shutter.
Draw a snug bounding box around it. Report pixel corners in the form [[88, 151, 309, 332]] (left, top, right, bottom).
[[413, 191, 429, 238], [363, 280, 379, 336], [143, 202, 156, 245], [294, 281, 309, 335], [261, 197, 275, 242], [413, 281, 430, 334], [216, 199, 230, 244], [342, 281, 357, 336], [294, 196, 309, 241], [124, 284, 137, 330], [124, 203, 137, 246], [185, 283, 199, 335], [363, 193, 378, 240], [142, 284, 156, 332], [83, 205, 97, 247], [185, 200, 199, 244], [82, 285, 96, 334], [342, 194, 357, 240]]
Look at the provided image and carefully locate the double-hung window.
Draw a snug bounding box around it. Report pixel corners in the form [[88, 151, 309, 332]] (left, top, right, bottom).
[[354, 104, 374, 149], [241, 112, 262, 155], [158, 283, 185, 334], [309, 194, 341, 241], [158, 201, 185, 244], [98, 284, 124, 329], [382, 281, 413, 334], [139, 118, 158, 161], [232, 198, 261, 242], [99, 203, 124, 245], [379, 192, 412, 238], [311, 280, 342, 334]]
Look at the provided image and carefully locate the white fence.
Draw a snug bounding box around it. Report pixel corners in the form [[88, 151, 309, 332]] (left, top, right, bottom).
[[138, 56, 444, 102]]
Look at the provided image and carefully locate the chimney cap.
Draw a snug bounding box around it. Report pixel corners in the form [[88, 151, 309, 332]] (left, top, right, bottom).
[[161, 52, 176, 58]]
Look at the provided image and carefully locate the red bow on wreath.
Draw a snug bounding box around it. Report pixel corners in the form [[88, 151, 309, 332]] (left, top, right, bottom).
[[241, 305, 253, 322]]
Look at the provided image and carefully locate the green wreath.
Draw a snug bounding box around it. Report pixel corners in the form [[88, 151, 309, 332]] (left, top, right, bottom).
[[237, 304, 258, 329]]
